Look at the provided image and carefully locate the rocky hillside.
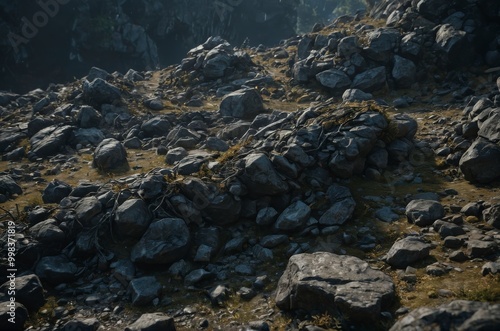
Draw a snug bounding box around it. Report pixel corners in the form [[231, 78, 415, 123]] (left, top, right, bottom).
[[0, 0, 500, 330]]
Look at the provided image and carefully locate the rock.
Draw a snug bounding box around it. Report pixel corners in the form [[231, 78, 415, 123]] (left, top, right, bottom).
[[342, 89, 373, 102], [0, 130, 25, 153], [62, 318, 100, 331], [0, 274, 44, 312], [466, 240, 497, 258], [204, 137, 229, 152], [318, 184, 356, 226], [2, 147, 25, 161], [72, 128, 105, 147], [416, 0, 453, 20], [337, 36, 361, 58], [28, 219, 65, 245], [209, 285, 230, 306], [125, 313, 176, 331], [144, 98, 164, 111], [240, 153, 288, 195], [482, 205, 500, 229], [83, 78, 122, 106], [131, 218, 190, 264], [260, 234, 289, 248], [252, 244, 274, 261], [114, 199, 152, 239], [274, 200, 311, 232], [76, 105, 102, 128], [316, 69, 352, 92], [276, 252, 394, 321], [459, 138, 500, 183], [435, 24, 473, 68], [352, 67, 387, 92], [392, 56, 416, 88], [165, 147, 188, 165], [42, 179, 72, 204], [219, 88, 264, 119], [175, 154, 208, 175], [184, 269, 213, 286], [35, 255, 78, 283], [433, 220, 466, 238], [93, 138, 129, 172], [29, 125, 73, 158], [389, 300, 500, 331], [0, 175, 22, 199], [128, 276, 162, 306], [363, 28, 401, 63], [385, 236, 432, 268], [255, 207, 278, 226], [0, 302, 28, 331], [478, 109, 500, 142], [482, 262, 500, 276], [111, 259, 136, 285], [75, 196, 102, 226], [141, 116, 171, 138], [406, 199, 445, 227], [87, 67, 111, 81], [203, 193, 241, 225], [375, 206, 399, 223]]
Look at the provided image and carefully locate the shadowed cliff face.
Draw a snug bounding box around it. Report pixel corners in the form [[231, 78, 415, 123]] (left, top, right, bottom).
[[0, 0, 300, 93]]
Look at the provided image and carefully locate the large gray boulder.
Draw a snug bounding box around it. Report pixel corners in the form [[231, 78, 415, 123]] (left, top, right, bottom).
[[127, 276, 162, 306], [363, 28, 401, 63], [29, 125, 73, 158], [385, 236, 432, 268], [141, 116, 171, 138], [352, 67, 387, 92], [405, 199, 445, 226], [0, 175, 22, 199], [92, 138, 129, 172], [114, 199, 152, 239], [35, 255, 78, 284], [275, 252, 395, 321], [392, 55, 416, 89], [315, 69, 352, 92], [390, 300, 500, 331], [240, 153, 288, 195], [82, 78, 123, 106], [478, 108, 500, 143], [459, 138, 500, 183], [42, 179, 72, 204], [319, 184, 356, 225], [435, 24, 473, 68], [219, 88, 264, 119], [274, 201, 311, 232], [131, 218, 190, 264]]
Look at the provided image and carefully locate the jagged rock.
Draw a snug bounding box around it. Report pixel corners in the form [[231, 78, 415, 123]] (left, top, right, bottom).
[[319, 184, 356, 226], [204, 137, 229, 152], [252, 244, 274, 261], [482, 262, 500, 276], [76, 105, 102, 128], [316, 69, 352, 92], [0, 302, 28, 331], [433, 220, 466, 238], [0, 274, 44, 312], [165, 147, 188, 165], [184, 269, 213, 286], [297, 36, 314, 59], [276, 252, 394, 321], [62, 318, 100, 331], [35, 255, 78, 283], [92, 138, 129, 172], [385, 236, 432, 268], [136, 174, 166, 200], [478, 108, 500, 142], [218, 121, 251, 140], [28, 219, 65, 245], [256, 207, 279, 226], [406, 199, 445, 226], [466, 239, 497, 258], [0, 130, 25, 154], [75, 196, 102, 226], [111, 259, 136, 286], [125, 313, 176, 331], [42, 179, 72, 204], [175, 154, 208, 175], [219, 88, 264, 119], [2, 147, 25, 161], [337, 36, 361, 58], [459, 138, 500, 183], [203, 193, 241, 225], [203, 50, 231, 78], [416, 0, 454, 21], [482, 204, 500, 229], [83, 78, 122, 106], [260, 234, 289, 248], [209, 285, 230, 306], [352, 67, 387, 92], [29, 125, 73, 158], [389, 300, 500, 331], [128, 276, 162, 306], [391, 113, 418, 139], [72, 128, 105, 147], [363, 28, 401, 63], [342, 89, 373, 102], [392, 55, 416, 88], [240, 153, 288, 195], [87, 67, 111, 81], [131, 218, 190, 264], [141, 116, 171, 138], [114, 199, 152, 239], [0, 175, 22, 199], [435, 24, 473, 68], [274, 201, 311, 232]]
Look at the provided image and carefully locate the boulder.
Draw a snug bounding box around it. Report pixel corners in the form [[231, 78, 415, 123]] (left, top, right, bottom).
[[275, 252, 394, 321], [435, 24, 473, 68], [392, 55, 416, 89], [390, 300, 500, 331], [125, 313, 176, 331], [0, 175, 22, 199], [478, 109, 500, 143], [75, 196, 103, 226], [42, 179, 72, 204], [76, 105, 102, 128], [337, 36, 361, 58], [240, 153, 288, 195], [363, 28, 401, 63], [165, 147, 188, 165], [131, 218, 190, 264], [28, 219, 65, 245], [319, 184, 356, 225], [385, 236, 432, 268], [128, 276, 162, 306], [0, 274, 44, 312], [352, 67, 387, 92], [93, 138, 129, 172], [342, 89, 373, 102], [219, 88, 264, 119], [114, 199, 152, 239], [406, 199, 445, 226], [72, 128, 105, 147], [0, 130, 25, 153], [482, 204, 500, 229], [62, 318, 100, 331], [35, 255, 78, 284], [316, 69, 352, 92], [274, 201, 311, 232], [29, 125, 73, 158], [82, 78, 122, 106], [459, 138, 500, 183], [0, 302, 28, 331], [141, 116, 171, 138]]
